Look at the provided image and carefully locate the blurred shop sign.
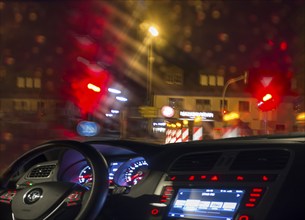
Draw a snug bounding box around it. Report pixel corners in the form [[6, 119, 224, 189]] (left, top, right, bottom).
[[179, 111, 214, 120], [77, 121, 100, 136]]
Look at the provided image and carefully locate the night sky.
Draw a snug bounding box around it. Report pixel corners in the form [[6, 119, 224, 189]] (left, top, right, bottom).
[[1, 0, 304, 95]]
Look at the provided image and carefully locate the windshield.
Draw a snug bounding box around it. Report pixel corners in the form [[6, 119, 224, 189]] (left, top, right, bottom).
[[0, 0, 304, 173]]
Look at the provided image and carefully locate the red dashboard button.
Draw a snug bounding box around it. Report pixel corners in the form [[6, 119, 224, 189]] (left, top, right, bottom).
[[245, 203, 256, 207], [236, 175, 244, 181], [151, 208, 159, 216], [238, 215, 250, 220], [252, 188, 263, 193], [210, 175, 219, 181], [250, 193, 261, 197], [249, 198, 257, 202]]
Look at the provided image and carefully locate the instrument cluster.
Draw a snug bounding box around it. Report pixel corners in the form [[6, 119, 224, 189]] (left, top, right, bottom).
[[77, 156, 149, 187]]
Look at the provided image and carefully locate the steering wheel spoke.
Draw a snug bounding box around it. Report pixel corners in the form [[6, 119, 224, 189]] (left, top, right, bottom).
[[0, 189, 17, 204]]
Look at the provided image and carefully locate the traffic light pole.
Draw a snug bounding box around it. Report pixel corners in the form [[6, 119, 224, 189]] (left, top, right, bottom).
[[263, 111, 268, 134], [222, 71, 248, 116], [146, 38, 154, 136], [147, 40, 154, 106]]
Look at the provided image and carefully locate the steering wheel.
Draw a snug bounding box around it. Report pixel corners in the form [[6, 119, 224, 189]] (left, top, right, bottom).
[[0, 140, 109, 220]]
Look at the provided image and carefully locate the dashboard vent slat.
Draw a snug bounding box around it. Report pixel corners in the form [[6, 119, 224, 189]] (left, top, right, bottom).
[[230, 150, 290, 170], [170, 153, 221, 172], [28, 164, 56, 178]]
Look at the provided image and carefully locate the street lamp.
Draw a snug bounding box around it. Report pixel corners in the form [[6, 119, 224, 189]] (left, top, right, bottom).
[[222, 71, 248, 116], [116, 96, 128, 102], [147, 25, 159, 106], [108, 88, 121, 94], [148, 26, 159, 37], [143, 25, 159, 136]]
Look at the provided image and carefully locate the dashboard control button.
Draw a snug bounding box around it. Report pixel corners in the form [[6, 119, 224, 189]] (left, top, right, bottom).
[[238, 215, 250, 220], [151, 208, 160, 216]]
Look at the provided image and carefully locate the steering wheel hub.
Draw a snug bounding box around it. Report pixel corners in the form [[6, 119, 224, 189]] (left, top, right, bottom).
[[24, 188, 43, 204]]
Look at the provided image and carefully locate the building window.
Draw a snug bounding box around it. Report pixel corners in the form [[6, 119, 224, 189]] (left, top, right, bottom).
[[199, 74, 208, 86], [209, 75, 216, 86], [196, 99, 211, 111], [34, 78, 41, 88], [26, 77, 33, 88], [239, 101, 250, 112], [169, 98, 184, 109], [217, 76, 224, 86], [200, 74, 224, 86], [21, 101, 29, 111], [165, 69, 183, 85], [17, 77, 41, 89], [17, 77, 25, 88]]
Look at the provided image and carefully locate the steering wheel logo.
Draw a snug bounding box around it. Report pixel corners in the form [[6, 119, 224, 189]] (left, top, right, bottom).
[[24, 188, 43, 204]]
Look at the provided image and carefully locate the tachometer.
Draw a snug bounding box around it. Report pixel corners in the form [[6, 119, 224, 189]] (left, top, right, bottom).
[[114, 157, 149, 186], [78, 165, 93, 184]]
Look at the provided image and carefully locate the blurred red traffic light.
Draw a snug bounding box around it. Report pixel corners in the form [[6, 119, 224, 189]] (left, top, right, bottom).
[[262, 93, 272, 102], [257, 93, 278, 111]]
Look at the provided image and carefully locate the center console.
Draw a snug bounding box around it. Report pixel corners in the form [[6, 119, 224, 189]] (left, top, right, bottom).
[[148, 149, 293, 220]]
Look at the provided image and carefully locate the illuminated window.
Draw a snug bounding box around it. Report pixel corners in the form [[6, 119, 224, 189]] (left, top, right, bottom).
[[26, 77, 33, 88], [199, 74, 208, 86], [217, 76, 224, 86], [17, 77, 41, 89], [200, 74, 223, 86], [34, 78, 41, 88], [209, 75, 216, 86], [239, 101, 250, 112], [17, 77, 25, 88]]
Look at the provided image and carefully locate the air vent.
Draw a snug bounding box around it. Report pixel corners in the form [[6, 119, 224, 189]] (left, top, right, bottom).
[[28, 164, 56, 178], [230, 150, 290, 170], [170, 153, 221, 172]]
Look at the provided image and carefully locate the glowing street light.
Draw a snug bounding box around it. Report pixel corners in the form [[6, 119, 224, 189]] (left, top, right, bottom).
[[108, 88, 121, 94], [111, 109, 120, 114], [148, 26, 159, 37], [116, 96, 128, 102]]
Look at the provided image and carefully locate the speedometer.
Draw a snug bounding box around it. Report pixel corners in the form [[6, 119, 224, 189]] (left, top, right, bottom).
[[114, 157, 149, 187]]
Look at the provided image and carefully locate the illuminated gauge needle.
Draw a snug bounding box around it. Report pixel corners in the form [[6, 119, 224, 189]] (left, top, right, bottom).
[[80, 174, 92, 178], [130, 171, 144, 181]]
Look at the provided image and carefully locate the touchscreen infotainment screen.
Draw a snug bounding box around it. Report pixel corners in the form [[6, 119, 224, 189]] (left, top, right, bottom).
[[167, 188, 245, 220]]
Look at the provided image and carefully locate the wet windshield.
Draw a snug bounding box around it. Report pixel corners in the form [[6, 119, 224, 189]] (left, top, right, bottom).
[[0, 0, 304, 172]]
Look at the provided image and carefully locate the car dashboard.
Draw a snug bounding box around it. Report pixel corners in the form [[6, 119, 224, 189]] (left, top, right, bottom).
[[2, 135, 305, 220]]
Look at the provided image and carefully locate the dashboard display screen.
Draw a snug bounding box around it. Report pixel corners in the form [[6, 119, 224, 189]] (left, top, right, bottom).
[[167, 188, 245, 220]]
